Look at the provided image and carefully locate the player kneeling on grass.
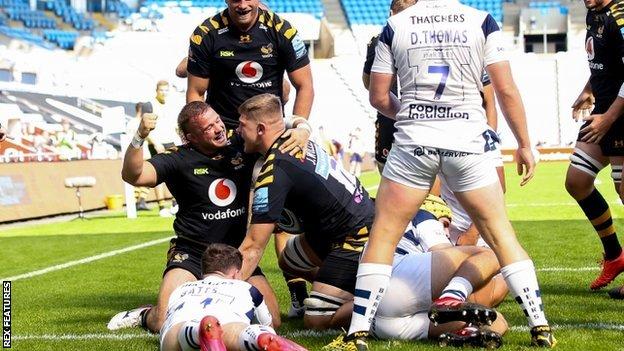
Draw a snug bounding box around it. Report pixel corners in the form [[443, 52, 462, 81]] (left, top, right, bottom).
[[235, 93, 376, 331], [160, 243, 307, 351], [370, 200, 509, 348]]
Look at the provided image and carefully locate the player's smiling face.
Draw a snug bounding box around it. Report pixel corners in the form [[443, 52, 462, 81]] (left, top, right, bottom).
[[227, 0, 259, 30], [187, 110, 228, 151]]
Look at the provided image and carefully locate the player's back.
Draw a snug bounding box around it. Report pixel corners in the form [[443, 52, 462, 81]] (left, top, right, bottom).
[[165, 276, 258, 324], [253, 139, 374, 243], [375, 0, 505, 152]]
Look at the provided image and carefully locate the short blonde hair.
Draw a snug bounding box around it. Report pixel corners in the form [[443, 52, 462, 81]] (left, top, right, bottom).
[[238, 93, 282, 122], [156, 80, 169, 90]]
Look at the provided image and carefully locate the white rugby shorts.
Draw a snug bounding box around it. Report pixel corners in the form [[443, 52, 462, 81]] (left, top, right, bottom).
[[383, 144, 498, 192]]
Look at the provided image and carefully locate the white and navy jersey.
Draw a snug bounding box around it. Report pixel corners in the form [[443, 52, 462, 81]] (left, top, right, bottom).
[[371, 0, 506, 153], [396, 209, 451, 255], [163, 276, 272, 331]]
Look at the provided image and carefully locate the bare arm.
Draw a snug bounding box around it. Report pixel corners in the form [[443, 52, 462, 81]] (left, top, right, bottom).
[[287, 64, 314, 118], [482, 84, 498, 131], [121, 113, 158, 187], [369, 71, 400, 119], [0, 124, 6, 142], [572, 78, 594, 121], [186, 73, 209, 103], [362, 73, 370, 90], [175, 57, 188, 78], [238, 223, 275, 280], [486, 61, 534, 186]]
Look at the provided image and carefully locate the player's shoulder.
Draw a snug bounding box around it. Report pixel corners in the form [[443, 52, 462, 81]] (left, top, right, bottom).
[[609, 0, 624, 25], [258, 9, 299, 40], [367, 34, 381, 48], [192, 10, 229, 39]]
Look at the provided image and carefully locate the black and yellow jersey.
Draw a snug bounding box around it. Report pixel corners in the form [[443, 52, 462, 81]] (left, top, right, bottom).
[[148, 133, 257, 246], [187, 9, 310, 128], [250, 136, 375, 255], [585, 0, 624, 113]]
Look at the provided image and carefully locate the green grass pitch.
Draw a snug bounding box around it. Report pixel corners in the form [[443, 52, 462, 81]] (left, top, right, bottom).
[[2, 161, 623, 350]]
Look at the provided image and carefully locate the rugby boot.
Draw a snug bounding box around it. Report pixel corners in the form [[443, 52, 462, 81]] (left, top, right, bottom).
[[257, 333, 308, 351], [107, 305, 152, 330], [429, 298, 497, 326], [590, 250, 624, 290], [608, 285, 624, 299], [199, 315, 226, 351], [322, 331, 369, 351], [438, 325, 503, 349], [530, 325, 557, 348]]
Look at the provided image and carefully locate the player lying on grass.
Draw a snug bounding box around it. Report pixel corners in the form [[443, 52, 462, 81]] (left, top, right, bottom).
[[160, 243, 307, 351], [368, 197, 509, 348]]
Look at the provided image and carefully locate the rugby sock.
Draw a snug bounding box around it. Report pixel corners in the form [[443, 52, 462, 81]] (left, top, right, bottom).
[[439, 276, 473, 302], [578, 189, 621, 260], [347, 263, 392, 336], [238, 324, 276, 351], [177, 320, 201, 351], [139, 307, 150, 330], [500, 260, 548, 328], [285, 276, 308, 307]]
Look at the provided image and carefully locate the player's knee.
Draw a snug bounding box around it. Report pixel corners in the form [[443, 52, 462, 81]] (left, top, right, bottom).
[[279, 236, 316, 275], [302, 292, 345, 330]]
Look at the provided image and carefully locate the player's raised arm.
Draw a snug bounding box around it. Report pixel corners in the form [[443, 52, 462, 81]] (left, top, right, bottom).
[[121, 112, 158, 187]]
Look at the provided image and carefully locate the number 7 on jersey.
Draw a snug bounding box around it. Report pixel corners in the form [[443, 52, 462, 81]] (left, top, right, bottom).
[[428, 65, 450, 100]]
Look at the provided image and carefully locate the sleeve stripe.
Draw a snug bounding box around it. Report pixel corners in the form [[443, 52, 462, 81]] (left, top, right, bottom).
[[255, 175, 274, 188], [257, 164, 274, 178], [275, 20, 285, 31], [379, 23, 394, 46], [284, 28, 297, 40], [209, 18, 220, 30], [617, 18, 624, 26], [481, 14, 500, 38]]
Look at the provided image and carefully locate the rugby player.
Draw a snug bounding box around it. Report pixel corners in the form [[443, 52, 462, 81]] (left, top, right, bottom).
[[372, 225, 508, 348], [186, 0, 313, 129], [185, 0, 314, 313], [160, 243, 306, 351], [564, 0, 624, 291], [235, 94, 376, 331], [327, 0, 556, 349], [110, 102, 303, 332]]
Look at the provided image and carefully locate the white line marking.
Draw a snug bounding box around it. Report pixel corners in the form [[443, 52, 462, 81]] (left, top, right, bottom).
[[510, 323, 624, 332], [506, 201, 621, 207], [0, 237, 172, 282], [13, 323, 624, 341], [12, 333, 158, 341], [537, 266, 598, 272]]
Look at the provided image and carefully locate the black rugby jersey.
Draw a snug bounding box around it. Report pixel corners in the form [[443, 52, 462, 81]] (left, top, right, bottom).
[[250, 136, 375, 252], [585, 0, 624, 113], [148, 133, 256, 245], [187, 9, 310, 128]]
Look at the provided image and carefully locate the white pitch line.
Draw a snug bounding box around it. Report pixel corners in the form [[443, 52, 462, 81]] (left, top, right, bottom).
[[1, 237, 172, 282], [13, 323, 624, 341], [12, 333, 158, 341], [510, 323, 624, 332], [537, 266, 598, 272]]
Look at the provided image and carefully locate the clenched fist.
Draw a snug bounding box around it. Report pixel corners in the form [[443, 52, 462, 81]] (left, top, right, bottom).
[[138, 113, 158, 138]]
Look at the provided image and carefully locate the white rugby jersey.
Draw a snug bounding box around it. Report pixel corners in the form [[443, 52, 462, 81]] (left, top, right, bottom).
[[164, 275, 272, 327], [371, 0, 506, 153]]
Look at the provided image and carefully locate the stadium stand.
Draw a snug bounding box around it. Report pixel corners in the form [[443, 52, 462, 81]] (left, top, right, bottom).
[[139, 0, 323, 18], [341, 0, 504, 25]]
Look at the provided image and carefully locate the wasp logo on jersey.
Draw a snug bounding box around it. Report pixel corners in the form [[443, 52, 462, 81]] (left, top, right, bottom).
[[260, 43, 273, 57]]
